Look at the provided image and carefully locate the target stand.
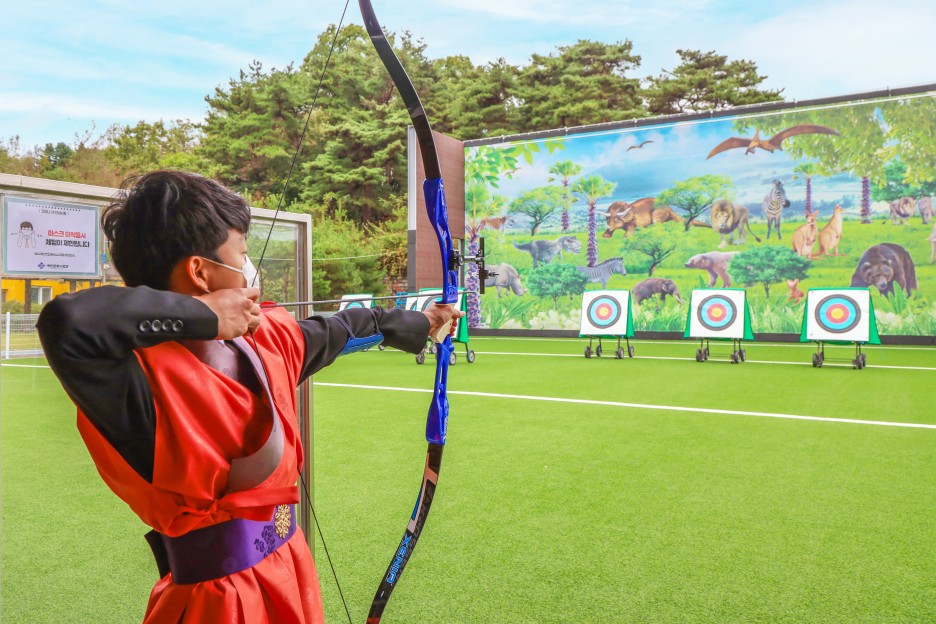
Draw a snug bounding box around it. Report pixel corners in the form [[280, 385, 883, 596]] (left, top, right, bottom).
[[579, 290, 635, 359], [413, 288, 474, 365], [800, 288, 880, 369], [684, 289, 753, 364]]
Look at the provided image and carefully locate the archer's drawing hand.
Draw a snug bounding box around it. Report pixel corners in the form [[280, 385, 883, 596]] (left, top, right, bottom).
[[423, 303, 466, 343], [197, 288, 263, 339]]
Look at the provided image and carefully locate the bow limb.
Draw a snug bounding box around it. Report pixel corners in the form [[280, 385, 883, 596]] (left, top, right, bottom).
[[359, 2, 455, 622]]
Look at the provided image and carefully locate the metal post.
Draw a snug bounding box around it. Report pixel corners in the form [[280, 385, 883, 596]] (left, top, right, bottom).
[[4, 311, 10, 359]]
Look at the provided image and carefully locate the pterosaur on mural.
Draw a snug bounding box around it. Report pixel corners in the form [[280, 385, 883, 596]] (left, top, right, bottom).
[[706, 125, 840, 159], [463, 89, 936, 336]]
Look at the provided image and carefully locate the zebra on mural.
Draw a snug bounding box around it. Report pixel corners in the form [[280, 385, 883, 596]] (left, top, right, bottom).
[[762, 179, 791, 240], [575, 257, 627, 289]]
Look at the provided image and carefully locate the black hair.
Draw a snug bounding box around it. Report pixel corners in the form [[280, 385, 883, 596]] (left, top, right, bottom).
[[102, 171, 250, 289], [20, 222, 33, 229]]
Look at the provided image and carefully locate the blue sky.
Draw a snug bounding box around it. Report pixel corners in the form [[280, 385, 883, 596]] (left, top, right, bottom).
[[3, 0, 935, 150]]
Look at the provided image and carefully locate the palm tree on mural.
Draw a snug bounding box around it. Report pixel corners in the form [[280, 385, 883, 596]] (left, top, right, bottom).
[[464, 184, 500, 328], [549, 160, 583, 232], [572, 175, 617, 267], [793, 162, 821, 216]]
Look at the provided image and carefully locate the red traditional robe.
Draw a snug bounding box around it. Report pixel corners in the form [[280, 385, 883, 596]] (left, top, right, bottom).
[[37, 286, 430, 623]]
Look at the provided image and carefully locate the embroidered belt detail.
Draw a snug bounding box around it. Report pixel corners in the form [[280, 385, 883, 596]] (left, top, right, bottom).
[[146, 504, 296, 584]]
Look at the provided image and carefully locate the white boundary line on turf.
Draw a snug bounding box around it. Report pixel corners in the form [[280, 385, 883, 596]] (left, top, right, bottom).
[[1, 363, 49, 368], [314, 382, 936, 430], [470, 351, 936, 372], [471, 336, 936, 351]]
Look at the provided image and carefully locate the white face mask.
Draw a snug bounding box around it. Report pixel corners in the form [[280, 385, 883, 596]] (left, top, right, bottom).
[[202, 256, 259, 288]]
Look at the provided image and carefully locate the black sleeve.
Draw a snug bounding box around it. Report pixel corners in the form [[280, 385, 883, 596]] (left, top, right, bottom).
[[296, 307, 430, 383], [36, 286, 219, 482]]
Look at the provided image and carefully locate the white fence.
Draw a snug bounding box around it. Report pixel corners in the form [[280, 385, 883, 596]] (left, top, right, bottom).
[[1, 313, 43, 358]]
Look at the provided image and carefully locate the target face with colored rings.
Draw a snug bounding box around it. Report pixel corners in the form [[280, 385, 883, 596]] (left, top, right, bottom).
[[697, 295, 737, 331], [814, 294, 861, 333], [344, 300, 367, 309], [586, 295, 622, 329]]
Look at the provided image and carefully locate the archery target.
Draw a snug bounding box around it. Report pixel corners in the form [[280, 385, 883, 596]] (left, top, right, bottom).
[[580, 290, 631, 336], [338, 294, 373, 311], [418, 288, 464, 312], [805, 289, 871, 342], [404, 293, 420, 311], [687, 289, 746, 339]]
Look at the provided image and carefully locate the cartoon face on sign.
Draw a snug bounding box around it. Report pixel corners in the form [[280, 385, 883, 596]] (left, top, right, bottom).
[[687, 289, 747, 339], [805, 289, 871, 342], [580, 290, 631, 336]]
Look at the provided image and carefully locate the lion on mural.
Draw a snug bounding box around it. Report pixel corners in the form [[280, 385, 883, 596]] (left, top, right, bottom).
[[710, 199, 761, 248]]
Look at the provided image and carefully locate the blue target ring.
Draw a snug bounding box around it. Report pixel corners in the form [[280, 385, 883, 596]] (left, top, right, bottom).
[[697, 295, 737, 331], [345, 300, 367, 309], [421, 296, 442, 311], [587, 295, 622, 329], [815, 295, 860, 334]]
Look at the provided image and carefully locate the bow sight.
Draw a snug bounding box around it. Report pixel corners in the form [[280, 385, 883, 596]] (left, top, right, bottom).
[[455, 237, 496, 294]]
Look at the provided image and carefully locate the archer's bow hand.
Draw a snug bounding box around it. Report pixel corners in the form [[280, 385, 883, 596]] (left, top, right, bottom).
[[422, 303, 465, 344], [196, 288, 262, 339]]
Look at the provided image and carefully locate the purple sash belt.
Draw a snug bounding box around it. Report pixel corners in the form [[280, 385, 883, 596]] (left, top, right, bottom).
[[147, 504, 296, 584]]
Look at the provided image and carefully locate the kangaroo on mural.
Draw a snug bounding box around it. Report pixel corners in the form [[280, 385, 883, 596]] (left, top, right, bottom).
[[791, 209, 818, 259], [817, 205, 846, 257]]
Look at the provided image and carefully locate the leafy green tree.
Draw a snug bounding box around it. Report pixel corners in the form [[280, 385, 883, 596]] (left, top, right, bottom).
[[572, 175, 617, 266], [643, 49, 782, 115], [526, 263, 589, 308], [729, 246, 810, 299], [625, 223, 682, 275], [433, 56, 519, 139], [872, 159, 916, 203], [295, 196, 389, 301], [871, 159, 936, 203], [510, 186, 567, 236], [199, 59, 310, 203], [733, 104, 883, 223], [549, 160, 583, 231], [43, 142, 74, 168], [880, 96, 936, 188], [296, 27, 436, 222], [657, 174, 732, 230], [516, 40, 644, 131], [103, 120, 202, 176]]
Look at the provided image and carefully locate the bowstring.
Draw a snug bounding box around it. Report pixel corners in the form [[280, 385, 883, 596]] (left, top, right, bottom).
[[249, 2, 355, 622]]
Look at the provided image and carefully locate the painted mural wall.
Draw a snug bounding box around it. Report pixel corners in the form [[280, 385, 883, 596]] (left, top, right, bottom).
[[463, 90, 936, 336]]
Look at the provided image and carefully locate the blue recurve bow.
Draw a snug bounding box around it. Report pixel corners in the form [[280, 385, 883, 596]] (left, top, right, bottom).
[[357, 1, 464, 622]]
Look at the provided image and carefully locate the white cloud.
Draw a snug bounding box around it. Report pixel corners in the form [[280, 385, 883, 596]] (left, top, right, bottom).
[[719, 0, 936, 98]]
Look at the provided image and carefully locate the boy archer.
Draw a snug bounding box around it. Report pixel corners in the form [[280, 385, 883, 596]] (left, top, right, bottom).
[[37, 170, 461, 623]]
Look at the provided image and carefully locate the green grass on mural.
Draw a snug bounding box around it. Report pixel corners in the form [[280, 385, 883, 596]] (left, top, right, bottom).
[[2, 338, 935, 623], [482, 219, 936, 335]]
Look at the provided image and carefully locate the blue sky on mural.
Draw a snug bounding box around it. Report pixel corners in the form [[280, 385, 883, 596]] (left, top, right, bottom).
[[3, 0, 935, 149], [486, 112, 859, 219]]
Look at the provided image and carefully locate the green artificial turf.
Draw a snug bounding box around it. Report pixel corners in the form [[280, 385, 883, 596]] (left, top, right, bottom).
[[2, 339, 935, 623]]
